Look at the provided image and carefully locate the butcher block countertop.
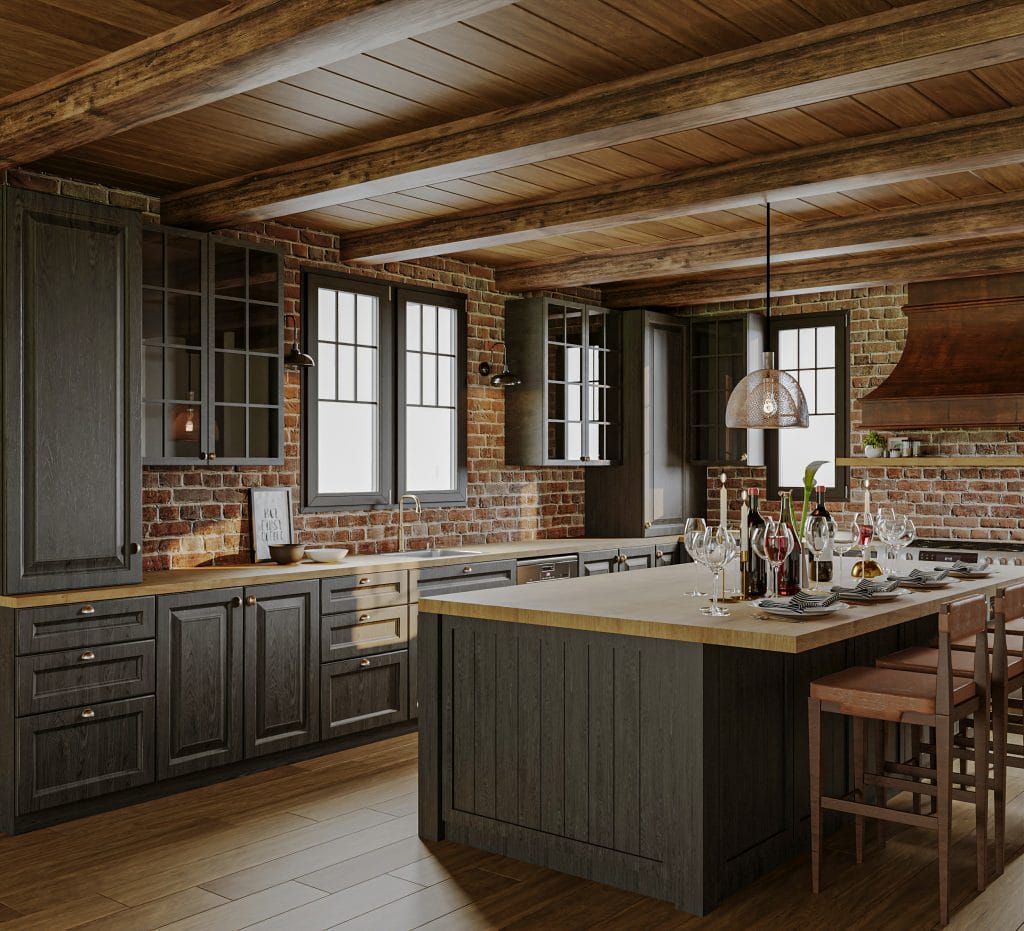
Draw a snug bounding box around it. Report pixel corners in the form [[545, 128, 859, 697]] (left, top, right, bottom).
[[419, 562, 1024, 653], [0, 536, 676, 609]]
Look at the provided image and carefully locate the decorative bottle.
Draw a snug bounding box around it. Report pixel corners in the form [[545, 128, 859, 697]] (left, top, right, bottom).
[[744, 488, 767, 598], [807, 485, 834, 584], [779, 490, 803, 595]]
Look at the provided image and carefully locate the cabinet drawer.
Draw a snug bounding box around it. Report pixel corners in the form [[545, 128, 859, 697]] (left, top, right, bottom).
[[322, 606, 408, 663], [17, 597, 155, 655], [321, 650, 408, 739], [16, 696, 155, 813], [17, 641, 155, 716], [412, 559, 516, 601], [321, 571, 407, 615]]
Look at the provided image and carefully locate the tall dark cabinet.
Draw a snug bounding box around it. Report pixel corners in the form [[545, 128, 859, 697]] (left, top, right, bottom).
[[586, 311, 695, 537], [2, 187, 142, 594]]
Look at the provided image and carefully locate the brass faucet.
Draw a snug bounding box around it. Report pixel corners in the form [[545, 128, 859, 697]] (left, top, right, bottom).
[[398, 494, 421, 552]]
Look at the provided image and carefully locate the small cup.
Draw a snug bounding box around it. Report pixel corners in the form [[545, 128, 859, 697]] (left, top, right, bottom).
[[900, 440, 912, 457], [911, 441, 922, 457]]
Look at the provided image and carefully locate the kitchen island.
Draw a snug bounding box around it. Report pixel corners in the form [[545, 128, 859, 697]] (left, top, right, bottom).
[[417, 563, 1024, 915]]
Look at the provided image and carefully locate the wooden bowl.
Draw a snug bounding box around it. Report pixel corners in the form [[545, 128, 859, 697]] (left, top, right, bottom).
[[268, 543, 305, 565]]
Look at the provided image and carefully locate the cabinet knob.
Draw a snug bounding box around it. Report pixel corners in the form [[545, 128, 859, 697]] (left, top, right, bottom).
[[358, 577, 370, 585], [128, 542, 141, 556], [231, 596, 243, 608], [81, 708, 96, 720], [79, 605, 96, 616], [246, 595, 257, 606], [580, 456, 591, 462], [199, 451, 208, 460], [358, 613, 370, 622], [462, 565, 473, 574], [208, 453, 217, 462], [655, 550, 664, 560], [359, 658, 371, 667], [644, 521, 652, 529], [79, 650, 96, 662], [617, 554, 627, 564]]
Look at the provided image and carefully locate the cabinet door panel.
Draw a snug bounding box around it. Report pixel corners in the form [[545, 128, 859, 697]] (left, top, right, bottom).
[[321, 606, 408, 662], [619, 545, 656, 572], [157, 590, 243, 779], [321, 570, 407, 614], [3, 189, 141, 592], [578, 548, 620, 577], [245, 581, 319, 757], [321, 650, 408, 739], [17, 596, 154, 654]]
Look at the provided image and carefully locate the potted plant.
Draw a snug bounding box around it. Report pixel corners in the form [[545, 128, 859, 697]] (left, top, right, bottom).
[[863, 431, 885, 458]]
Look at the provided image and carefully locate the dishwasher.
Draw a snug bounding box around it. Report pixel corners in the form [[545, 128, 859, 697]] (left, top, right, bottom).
[[516, 554, 579, 584]]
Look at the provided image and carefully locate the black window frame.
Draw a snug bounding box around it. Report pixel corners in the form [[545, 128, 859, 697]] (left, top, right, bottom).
[[301, 271, 467, 511], [766, 310, 850, 502]]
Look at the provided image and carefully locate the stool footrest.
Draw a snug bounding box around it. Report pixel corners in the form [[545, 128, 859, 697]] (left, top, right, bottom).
[[864, 771, 976, 804], [821, 796, 934, 830]]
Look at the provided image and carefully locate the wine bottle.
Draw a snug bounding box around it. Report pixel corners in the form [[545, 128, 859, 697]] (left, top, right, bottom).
[[779, 490, 803, 595], [744, 487, 767, 598], [808, 485, 834, 584]]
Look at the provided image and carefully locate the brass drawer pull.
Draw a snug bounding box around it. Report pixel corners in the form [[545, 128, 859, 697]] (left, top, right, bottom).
[[358, 613, 370, 622], [644, 521, 652, 529], [358, 577, 370, 585], [656, 550, 664, 560], [246, 595, 257, 607], [462, 565, 473, 574], [81, 708, 96, 719], [79, 605, 96, 616], [359, 658, 371, 667], [79, 650, 96, 662]]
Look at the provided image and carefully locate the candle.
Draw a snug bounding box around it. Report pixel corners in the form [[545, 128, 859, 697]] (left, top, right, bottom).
[[863, 477, 871, 523], [740, 489, 749, 549], [719, 472, 728, 527]]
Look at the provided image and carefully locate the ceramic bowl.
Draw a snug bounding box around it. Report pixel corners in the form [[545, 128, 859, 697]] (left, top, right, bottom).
[[306, 547, 349, 564], [268, 543, 305, 565]]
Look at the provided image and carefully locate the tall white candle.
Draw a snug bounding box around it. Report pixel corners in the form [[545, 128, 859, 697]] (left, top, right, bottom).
[[719, 472, 728, 527], [740, 489, 749, 549], [863, 477, 871, 523]]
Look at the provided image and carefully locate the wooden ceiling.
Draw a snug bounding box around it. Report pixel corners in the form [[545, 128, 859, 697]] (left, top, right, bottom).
[[4, 0, 1024, 305]]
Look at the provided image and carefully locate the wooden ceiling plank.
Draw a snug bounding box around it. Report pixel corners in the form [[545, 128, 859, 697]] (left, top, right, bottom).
[[0, 0, 518, 167], [161, 0, 1024, 227], [602, 237, 1024, 306], [497, 189, 1024, 291], [336, 107, 1024, 261]]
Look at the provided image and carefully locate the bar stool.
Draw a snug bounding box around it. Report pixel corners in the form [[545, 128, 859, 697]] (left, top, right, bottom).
[[808, 594, 989, 927]]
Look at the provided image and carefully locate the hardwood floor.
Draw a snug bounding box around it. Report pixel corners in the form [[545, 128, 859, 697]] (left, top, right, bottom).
[[0, 733, 1021, 931]]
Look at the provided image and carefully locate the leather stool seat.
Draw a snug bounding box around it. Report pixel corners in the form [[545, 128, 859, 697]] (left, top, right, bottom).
[[810, 666, 976, 720]]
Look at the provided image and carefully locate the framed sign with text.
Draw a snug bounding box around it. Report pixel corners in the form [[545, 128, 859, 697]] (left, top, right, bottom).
[[249, 487, 294, 561]]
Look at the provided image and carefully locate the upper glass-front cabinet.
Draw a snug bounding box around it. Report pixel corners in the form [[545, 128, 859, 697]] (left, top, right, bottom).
[[142, 228, 283, 465], [506, 297, 621, 466], [689, 317, 748, 464]]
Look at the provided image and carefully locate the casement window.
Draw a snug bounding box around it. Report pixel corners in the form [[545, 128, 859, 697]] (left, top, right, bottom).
[[767, 311, 850, 500], [302, 273, 466, 509]]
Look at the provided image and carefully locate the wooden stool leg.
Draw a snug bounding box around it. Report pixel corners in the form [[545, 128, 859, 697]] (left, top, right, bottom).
[[936, 717, 953, 928], [925, 725, 936, 815], [992, 678, 1007, 876], [911, 725, 922, 815], [853, 715, 865, 864], [973, 706, 988, 892], [875, 719, 887, 849], [809, 697, 823, 894]]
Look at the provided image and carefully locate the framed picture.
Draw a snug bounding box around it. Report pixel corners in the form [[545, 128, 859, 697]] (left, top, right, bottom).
[[249, 487, 294, 562]]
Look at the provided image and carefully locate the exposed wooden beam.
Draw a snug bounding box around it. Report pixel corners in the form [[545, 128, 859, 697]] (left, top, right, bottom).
[[0, 0, 515, 169], [338, 107, 1024, 262], [161, 0, 1024, 228], [601, 239, 1024, 307], [494, 191, 1024, 291]]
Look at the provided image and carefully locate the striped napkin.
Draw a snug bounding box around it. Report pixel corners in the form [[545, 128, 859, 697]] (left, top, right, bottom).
[[830, 578, 900, 597], [888, 567, 951, 584], [758, 591, 840, 613]]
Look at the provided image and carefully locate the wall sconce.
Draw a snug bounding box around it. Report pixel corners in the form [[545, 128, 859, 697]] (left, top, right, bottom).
[[284, 312, 315, 368], [478, 341, 522, 387]]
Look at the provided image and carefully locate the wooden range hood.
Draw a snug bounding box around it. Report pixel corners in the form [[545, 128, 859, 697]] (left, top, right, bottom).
[[861, 273, 1024, 429]]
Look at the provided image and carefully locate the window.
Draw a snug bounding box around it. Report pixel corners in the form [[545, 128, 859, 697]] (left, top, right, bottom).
[[767, 312, 849, 500], [302, 273, 466, 509]]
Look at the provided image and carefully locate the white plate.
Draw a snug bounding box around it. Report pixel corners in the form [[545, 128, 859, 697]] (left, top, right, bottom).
[[831, 591, 904, 603], [889, 578, 951, 590], [757, 601, 849, 618], [948, 569, 991, 579]]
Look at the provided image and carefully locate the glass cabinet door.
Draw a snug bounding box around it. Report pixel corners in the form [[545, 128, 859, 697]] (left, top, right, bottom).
[[585, 307, 621, 463], [690, 318, 747, 463], [142, 228, 207, 462], [211, 239, 283, 463]]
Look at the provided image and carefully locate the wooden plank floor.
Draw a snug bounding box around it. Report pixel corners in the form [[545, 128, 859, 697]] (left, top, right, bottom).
[[0, 733, 1021, 931]]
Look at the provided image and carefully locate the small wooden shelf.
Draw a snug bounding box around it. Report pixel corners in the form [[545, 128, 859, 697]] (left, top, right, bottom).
[[837, 456, 1024, 467]]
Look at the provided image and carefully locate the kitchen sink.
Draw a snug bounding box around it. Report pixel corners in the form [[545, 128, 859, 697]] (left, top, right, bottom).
[[376, 548, 483, 559]]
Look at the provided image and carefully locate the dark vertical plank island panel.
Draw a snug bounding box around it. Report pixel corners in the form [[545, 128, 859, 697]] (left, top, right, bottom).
[[516, 634, 541, 830], [539, 634, 565, 836], [563, 637, 590, 842], [613, 645, 641, 857], [588, 640, 615, 849], [494, 625, 518, 824]]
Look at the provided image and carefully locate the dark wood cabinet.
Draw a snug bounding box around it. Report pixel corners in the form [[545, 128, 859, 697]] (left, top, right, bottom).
[[156, 589, 244, 779], [2, 188, 142, 594], [245, 580, 320, 757], [412, 559, 516, 600], [579, 545, 657, 576], [619, 544, 657, 571], [16, 597, 154, 655], [587, 311, 698, 537], [579, 548, 620, 577], [504, 296, 621, 466], [321, 570, 407, 615], [142, 228, 284, 465], [321, 606, 408, 663], [321, 649, 408, 739]]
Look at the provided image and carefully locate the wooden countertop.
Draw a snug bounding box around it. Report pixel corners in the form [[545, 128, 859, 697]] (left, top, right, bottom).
[[419, 563, 1024, 654], [0, 537, 676, 609]]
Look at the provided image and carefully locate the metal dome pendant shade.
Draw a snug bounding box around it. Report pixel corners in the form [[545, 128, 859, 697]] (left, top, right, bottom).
[[724, 204, 809, 430]]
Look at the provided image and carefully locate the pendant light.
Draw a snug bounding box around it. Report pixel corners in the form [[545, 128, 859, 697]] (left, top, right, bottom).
[[724, 204, 809, 429], [285, 312, 315, 368]]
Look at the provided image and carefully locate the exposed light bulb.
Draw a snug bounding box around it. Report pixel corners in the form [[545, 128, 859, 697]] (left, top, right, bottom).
[[761, 394, 778, 416], [185, 409, 195, 433]]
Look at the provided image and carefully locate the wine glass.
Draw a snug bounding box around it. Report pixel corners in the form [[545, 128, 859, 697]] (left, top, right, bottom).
[[875, 507, 897, 573], [893, 516, 915, 570], [682, 517, 707, 597], [702, 525, 736, 617], [751, 525, 772, 597], [760, 518, 794, 600], [833, 523, 858, 583], [804, 516, 833, 593]]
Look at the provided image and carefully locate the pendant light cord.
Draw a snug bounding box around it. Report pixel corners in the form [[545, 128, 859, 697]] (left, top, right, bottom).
[[765, 202, 771, 325]]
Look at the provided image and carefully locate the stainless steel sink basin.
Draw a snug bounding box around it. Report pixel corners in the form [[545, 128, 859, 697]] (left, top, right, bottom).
[[376, 548, 482, 560]]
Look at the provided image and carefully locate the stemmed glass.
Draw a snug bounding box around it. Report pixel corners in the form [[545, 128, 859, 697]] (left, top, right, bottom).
[[892, 516, 915, 570], [834, 523, 859, 583], [875, 508, 897, 573], [804, 515, 833, 592], [753, 519, 793, 599], [702, 525, 736, 617], [682, 517, 707, 597]]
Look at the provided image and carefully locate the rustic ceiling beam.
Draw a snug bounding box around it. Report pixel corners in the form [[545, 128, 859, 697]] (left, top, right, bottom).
[[0, 0, 516, 169], [161, 0, 1024, 228], [495, 190, 1024, 292], [601, 239, 1024, 307], [338, 107, 1024, 262]]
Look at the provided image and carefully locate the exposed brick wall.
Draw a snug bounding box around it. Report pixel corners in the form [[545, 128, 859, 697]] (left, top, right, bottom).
[[4, 169, 590, 569], [694, 287, 1024, 542]]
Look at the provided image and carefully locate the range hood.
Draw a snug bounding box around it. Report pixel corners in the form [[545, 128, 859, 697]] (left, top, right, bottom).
[[861, 273, 1024, 428]]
